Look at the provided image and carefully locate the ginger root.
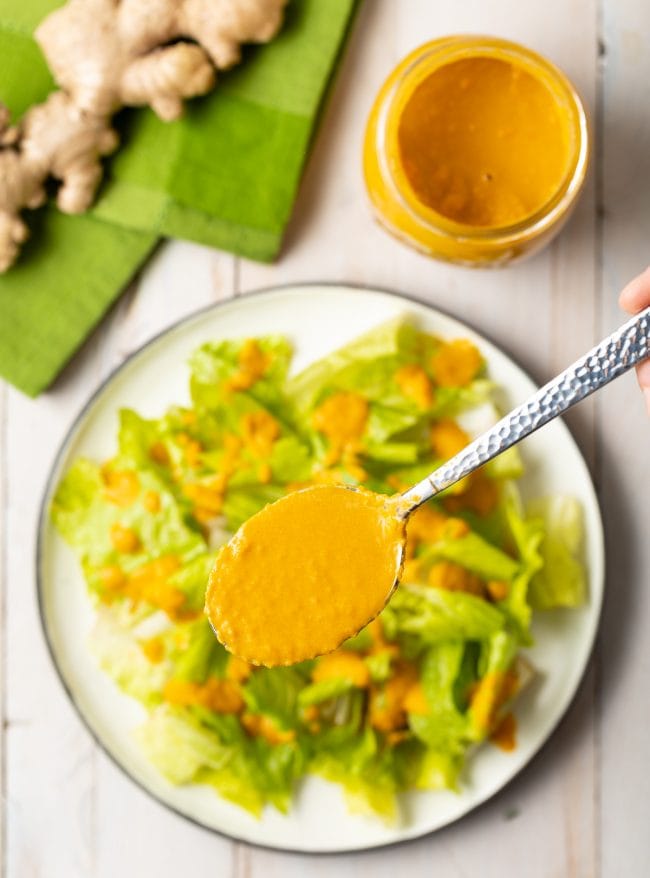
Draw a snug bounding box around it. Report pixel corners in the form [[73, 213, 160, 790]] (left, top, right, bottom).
[[0, 107, 45, 272], [21, 93, 120, 214], [0, 0, 287, 272]]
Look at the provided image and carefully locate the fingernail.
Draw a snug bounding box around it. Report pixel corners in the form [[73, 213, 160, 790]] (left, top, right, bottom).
[[644, 387, 650, 417]]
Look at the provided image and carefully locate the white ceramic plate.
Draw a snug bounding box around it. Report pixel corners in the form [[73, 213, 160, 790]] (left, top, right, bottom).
[[38, 284, 604, 853]]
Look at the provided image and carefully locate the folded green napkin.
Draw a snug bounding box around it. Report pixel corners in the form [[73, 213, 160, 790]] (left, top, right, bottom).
[[0, 0, 356, 396]]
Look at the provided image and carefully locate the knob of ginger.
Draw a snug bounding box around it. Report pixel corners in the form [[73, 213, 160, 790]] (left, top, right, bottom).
[[0, 0, 287, 273]]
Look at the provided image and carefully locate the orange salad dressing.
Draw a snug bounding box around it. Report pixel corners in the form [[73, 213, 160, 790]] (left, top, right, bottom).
[[205, 485, 406, 666], [397, 57, 569, 228], [363, 36, 589, 265]]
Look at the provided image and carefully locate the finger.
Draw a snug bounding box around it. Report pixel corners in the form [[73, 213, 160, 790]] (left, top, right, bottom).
[[619, 266, 650, 313], [636, 359, 650, 416]]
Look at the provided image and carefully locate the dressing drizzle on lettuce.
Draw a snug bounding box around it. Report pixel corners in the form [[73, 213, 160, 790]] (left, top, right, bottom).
[[52, 318, 586, 821]]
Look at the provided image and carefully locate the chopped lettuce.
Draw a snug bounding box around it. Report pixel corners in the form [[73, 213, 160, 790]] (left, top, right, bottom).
[[528, 497, 587, 609], [381, 585, 505, 645], [51, 457, 205, 584], [90, 607, 169, 706], [298, 677, 353, 707], [169, 554, 219, 611], [415, 749, 462, 791], [424, 532, 520, 582], [367, 404, 423, 444], [172, 619, 229, 682], [52, 318, 587, 822], [136, 706, 232, 785], [365, 650, 393, 683], [311, 727, 399, 822], [221, 484, 285, 532], [242, 666, 309, 731], [498, 484, 545, 636], [189, 336, 293, 417], [203, 737, 305, 816], [409, 642, 471, 755], [287, 318, 419, 415]]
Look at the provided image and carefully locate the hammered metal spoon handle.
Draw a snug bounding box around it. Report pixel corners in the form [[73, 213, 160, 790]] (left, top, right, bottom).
[[399, 307, 650, 515]]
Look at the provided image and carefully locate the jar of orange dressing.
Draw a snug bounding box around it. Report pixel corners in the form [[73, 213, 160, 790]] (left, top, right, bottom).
[[363, 36, 590, 266]]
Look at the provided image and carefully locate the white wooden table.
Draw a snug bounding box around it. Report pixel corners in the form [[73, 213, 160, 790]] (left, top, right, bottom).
[[2, 1, 649, 875]]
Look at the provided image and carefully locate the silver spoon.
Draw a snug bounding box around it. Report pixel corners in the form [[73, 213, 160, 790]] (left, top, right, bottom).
[[207, 307, 648, 666], [397, 306, 649, 518]]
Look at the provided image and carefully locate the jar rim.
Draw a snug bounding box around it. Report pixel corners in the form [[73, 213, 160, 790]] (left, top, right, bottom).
[[375, 35, 590, 244]]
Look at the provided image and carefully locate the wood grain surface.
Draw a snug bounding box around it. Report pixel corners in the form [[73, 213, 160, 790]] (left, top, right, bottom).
[[1, 1, 648, 876]]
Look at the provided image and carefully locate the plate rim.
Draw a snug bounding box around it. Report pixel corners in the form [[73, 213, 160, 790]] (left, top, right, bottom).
[[36, 280, 605, 855]]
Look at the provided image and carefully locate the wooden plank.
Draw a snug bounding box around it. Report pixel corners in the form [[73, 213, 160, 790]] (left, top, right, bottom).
[[598, 0, 650, 875]]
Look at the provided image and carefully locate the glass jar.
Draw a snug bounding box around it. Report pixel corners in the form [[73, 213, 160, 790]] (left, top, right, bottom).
[[363, 36, 590, 267]]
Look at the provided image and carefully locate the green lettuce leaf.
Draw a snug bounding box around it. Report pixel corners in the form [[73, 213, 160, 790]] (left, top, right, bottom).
[[367, 404, 423, 443], [51, 458, 105, 553], [498, 484, 545, 636], [310, 727, 398, 821], [170, 553, 218, 610], [136, 706, 232, 785], [382, 584, 505, 646], [298, 677, 353, 707], [267, 435, 314, 483], [89, 606, 169, 706], [415, 749, 462, 791], [363, 440, 421, 465], [204, 737, 306, 816], [189, 336, 293, 416], [408, 642, 471, 755], [242, 666, 310, 731], [171, 618, 229, 683], [221, 484, 284, 532], [365, 650, 393, 683], [117, 409, 169, 471], [424, 532, 520, 582], [468, 630, 523, 739], [51, 458, 205, 586], [485, 446, 524, 480], [287, 318, 420, 415], [478, 629, 521, 679], [342, 627, 374, 652], [139, 705, 305, 817], [199, 765, 265, 817], [528, 497, 587, 609]]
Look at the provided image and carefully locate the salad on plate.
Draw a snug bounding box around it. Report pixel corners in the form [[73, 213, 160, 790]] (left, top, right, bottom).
[[52, 318, 586, 821]]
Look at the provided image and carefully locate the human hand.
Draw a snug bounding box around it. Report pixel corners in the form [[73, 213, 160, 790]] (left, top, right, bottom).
[[619, 267, 650, 415]]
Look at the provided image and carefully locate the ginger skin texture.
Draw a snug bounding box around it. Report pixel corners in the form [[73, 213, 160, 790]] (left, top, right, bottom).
[[0, 0, 287, 272]]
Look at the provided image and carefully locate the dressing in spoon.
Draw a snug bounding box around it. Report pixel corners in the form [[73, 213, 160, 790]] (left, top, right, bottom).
[[206, 307, 649, 666]]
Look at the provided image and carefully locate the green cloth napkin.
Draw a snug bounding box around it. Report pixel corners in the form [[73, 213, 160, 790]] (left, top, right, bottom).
[[0, 0, 356, 396]]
